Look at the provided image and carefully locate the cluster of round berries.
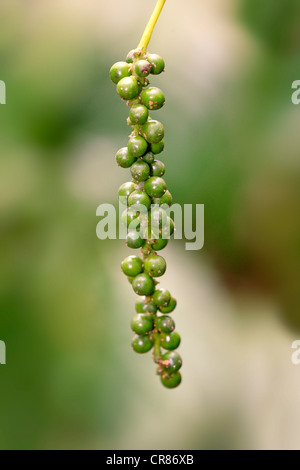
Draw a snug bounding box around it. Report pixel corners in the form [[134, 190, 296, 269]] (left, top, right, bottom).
[[110, 49, 182, 389]]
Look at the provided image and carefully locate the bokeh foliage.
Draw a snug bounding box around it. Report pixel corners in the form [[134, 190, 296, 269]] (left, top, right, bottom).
[[0, 0, 299, 450]]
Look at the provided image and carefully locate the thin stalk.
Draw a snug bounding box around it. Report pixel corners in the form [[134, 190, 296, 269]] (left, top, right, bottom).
[[137, 0, 166, 53]]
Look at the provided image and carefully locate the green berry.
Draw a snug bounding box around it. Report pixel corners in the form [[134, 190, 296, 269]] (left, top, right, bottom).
[[159, 296, 177, 314], [156, 315, 175, 334], [126, 49, 139, 63], [142, 224, 153, 239], [144, 255, 166, 277], [161, 371, 182, 389], [161, 351, 182, 373], [150, 206, 168, 224], [121, 208, 140, 228], [131, 314, 153, 335], [152, 238, 168, 251], [141, 87, 165, 110], [140, 221, 153, 240], [152, 289, 171, 308], [117, 76, 139, 100], [145, 177, 167, 198], [151, 160, 165, 177], [142, 120, 165, 144], [161, 331, 181, 350], [135, 298, 157, 314], [128, 190, 151, 211], [118, 182, 137, 200], [128, 136, 148, 157], [127, 98, 141, 108], [129, 104, 149, 125], [148, 206, 168, 239], [147, 53, 165, 75], [151, 140, 165, 154], [121, 255, 143, 277], [153, 190, 173, 207], [126, 231, 144, 249], [131, 334, 153, 354], [161, 216, 174, 237], [132, 273, 155, 296], [134, 60, 152, 77], [142, 152, 155, 164], [110, 61, 131, 84], [116, 147, 136, 168], [130, 160, 150, 182]]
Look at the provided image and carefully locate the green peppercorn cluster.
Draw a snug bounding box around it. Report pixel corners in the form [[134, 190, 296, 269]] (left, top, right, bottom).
[[110, 49, 182, 389]]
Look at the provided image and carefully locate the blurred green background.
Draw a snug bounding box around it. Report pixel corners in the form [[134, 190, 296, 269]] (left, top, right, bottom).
[[0, 0, 300, 450]]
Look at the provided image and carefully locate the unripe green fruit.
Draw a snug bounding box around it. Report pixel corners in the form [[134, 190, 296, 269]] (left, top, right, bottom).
[[121, 208, 140, 228], [121, 255, 143, 277], [132, 334, 153, 353], [142, 120, 165, 144], [148, 206, 168, 239], [151, 160, 165, 177], [116, 147, 136, 168], [118, 181, 137, 200], [128, 136, 148, 157], [110, 61, 131, 84], [147, 53, 165, 75], [161, 331, 181, 350], [127, 98, 141, 108], [145, 177, 167, 198], [135, 298, 157, 314], [159, 296, 177, 314], [134, 60, 152, 77], [130, 160, 150, 182], [140, 222, 153, 241], [144, 255, 166, 278], [126, 49, 140, 63], [153, 190, 173, 207], [161, 351, 182, 373], [126, 231, 145, 249], [141, 87, 165, 110], [156, 315, 175, 334], [152, 238, 168, 251], [132, 273, 155, 296], [142, 152, 155, 164], [128, 190, 151, 211], [161, 216, 175, 238], [152, 289, 171, 308], [150, 206, 168, 225], [117, 76, 139, 100], [131, 314, 154, 335], [161, 371, 182, 389], [129, 104, 149, 125], [151, 140, 165, 154]]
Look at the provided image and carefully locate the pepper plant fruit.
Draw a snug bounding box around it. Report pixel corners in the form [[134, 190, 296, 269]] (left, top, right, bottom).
[[109, 0, 182, 389]]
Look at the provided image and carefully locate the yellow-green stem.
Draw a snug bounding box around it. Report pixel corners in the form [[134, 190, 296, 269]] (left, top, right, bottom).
[[137, 0, 166, 53]]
